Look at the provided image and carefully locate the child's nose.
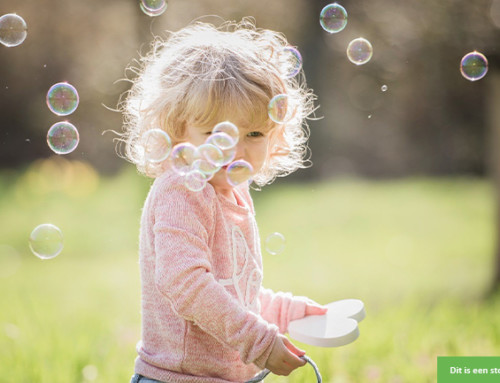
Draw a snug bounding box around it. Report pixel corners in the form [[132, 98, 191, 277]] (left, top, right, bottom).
[[233, 140, 246, 160]]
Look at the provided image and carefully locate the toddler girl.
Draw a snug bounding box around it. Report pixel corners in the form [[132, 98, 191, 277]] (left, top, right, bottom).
[[120, 18, 326, 383]]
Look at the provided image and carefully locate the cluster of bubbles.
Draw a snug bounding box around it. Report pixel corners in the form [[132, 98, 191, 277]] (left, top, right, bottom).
[[46, 82, 80, 154], [28, 80, 81, 258], [319, 3, 489, 83], [319, 4, 373, 66], [0, 13, 27, 47], [140, 121, 254, 192], [460, 51, 488, 82], [139, 0, 168, 17], [27, 82, 80, 258]]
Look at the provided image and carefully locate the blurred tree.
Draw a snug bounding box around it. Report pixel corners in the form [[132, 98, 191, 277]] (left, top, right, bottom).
[[488, 69, 500, 293]]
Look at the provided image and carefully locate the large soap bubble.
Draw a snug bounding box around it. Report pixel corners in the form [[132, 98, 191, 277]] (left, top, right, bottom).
[[460, 51, 488, 81], [29, 224, 64, 260], [347, 38, 373, 65], [46, 82, 79, 116], [320, 3, 348, 34], [0, 13, 27, 47]]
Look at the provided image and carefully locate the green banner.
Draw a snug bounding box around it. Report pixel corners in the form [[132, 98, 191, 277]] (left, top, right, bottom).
[[438, 357, 500, 382]]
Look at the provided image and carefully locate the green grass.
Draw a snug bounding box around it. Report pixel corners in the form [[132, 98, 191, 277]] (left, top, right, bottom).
[[0, 157, 498, 383]]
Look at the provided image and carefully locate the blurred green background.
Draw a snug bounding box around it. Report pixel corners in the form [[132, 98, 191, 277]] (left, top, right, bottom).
[[1, 0, 500, 382]]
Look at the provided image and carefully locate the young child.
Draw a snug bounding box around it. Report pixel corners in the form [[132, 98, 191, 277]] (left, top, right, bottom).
[[120, 18, 326, 383]]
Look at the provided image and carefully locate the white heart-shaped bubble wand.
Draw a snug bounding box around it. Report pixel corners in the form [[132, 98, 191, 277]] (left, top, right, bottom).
[[246, 299, 365, 382], [288, 299, 366, 348]]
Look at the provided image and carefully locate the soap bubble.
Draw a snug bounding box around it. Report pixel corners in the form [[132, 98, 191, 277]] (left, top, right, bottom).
[[81, 365, 99, 381], [141, 129, 172, 163], [170, 142, 197, 175], [184, 169, 207, 192], [279, 46, 303, 78], [226, 160, 253, 186], [460, 51, 488, 81], [319, 3, 348, 34], [29, 223, 63, 260], [0, 13, 27, 47], [381, 85, 388, 92], [219, 145, 237, 166], [213, 121, 239, 145], [268, 94, 297, 124], [47, 122, 79, 155], [46, 82, 79, 116], [195, 144, 224, 175], [140, 0, 168, 17], [205, 132, 235, 151], [265, 232, 286, 255], [347, 38, 373, 65]]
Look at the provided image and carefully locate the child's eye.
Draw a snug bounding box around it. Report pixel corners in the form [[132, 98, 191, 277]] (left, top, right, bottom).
[[247, 131, 264, 138]]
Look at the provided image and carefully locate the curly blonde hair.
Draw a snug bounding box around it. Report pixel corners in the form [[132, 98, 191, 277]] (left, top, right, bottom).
[[119, 17, 317, 186]]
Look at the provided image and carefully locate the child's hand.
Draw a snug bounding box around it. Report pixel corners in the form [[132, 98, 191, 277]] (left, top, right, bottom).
[[304, 300, 328, 316], [265, 334, 306, 376]]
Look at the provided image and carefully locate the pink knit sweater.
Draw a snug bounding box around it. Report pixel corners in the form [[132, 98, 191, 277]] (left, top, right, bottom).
[[134, 170, 310, 383]]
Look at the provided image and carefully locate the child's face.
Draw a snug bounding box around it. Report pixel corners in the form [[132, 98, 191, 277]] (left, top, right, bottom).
[[185, 123, 271, 194]]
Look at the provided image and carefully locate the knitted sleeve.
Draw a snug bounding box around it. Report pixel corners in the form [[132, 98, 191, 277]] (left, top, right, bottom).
[[151, 177, 278, 368], [259, 287, 312, 334]]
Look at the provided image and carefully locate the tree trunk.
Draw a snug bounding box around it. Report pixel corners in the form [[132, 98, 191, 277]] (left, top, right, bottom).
[[488, 69, 500, 294]]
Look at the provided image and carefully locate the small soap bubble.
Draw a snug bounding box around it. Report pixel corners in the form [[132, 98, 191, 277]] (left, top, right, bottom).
[[347, 38, 373, 65], [140, 0, 168, 17], [47, 121, 79, 155], [226, 160, 254, 186], [184, 169, 207, 192], [381, 85, 388, 92], [46, 82, 79, 116], [205, 132, 235, 151], [319, 3, 348, 34], [170, 142, 197, 175], [460, 51, 488, 81], [141, 129, 172, 163], [0, 13, 27, 47], [212, 121, 239, 145], [29, 223, 63, 260], [268, 94, 297, 124], [195, 144, 224, 175], [265, 232, 286, 255], [279, 46, 303, 78], [82, 364, 98, 381]]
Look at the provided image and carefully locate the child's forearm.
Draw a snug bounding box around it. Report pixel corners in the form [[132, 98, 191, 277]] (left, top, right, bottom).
[[259, 287, 325, 333]]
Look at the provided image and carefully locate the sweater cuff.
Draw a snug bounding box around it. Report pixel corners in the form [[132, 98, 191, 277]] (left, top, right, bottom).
[[251, 326, 279, 369]]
